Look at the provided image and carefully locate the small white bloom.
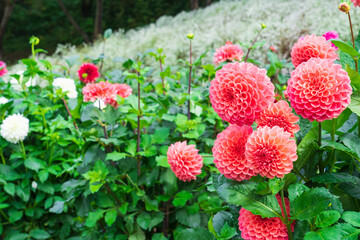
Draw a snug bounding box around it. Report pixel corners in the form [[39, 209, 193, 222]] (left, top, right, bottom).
[[94, 99, 107, 110], [32, 181, 38, 189], [53, 77, 78, 99], [0, 113, 29, 144], [0, 97, 8, 104], [10, 71, 37, 91]]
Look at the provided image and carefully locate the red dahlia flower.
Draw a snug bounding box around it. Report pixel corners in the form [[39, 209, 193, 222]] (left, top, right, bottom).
[[213, 41, 244, 65], [291, 35, 337, 68], [209, 62, 275, 126], [287, 58, 352, 122], [213, 125, 255, 181], [322, 31, 339, 50], [245, 126, 297, 179], [167, 141, 203, 182], [78, 63, 100, 83], [255, 100, 299, 137], [238, 195, 294, 240], [0, 61, 7, 77]]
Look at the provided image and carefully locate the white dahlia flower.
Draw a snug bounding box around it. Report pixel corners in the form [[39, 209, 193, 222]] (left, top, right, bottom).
[[53, 77, 78, 99], [0, 113, 29, 144], [0, 97, 9, 104]]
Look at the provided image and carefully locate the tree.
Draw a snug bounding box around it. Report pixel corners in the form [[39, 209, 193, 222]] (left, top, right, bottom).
[[190, 0, 199, 10], [93, 0, 103, 39], [57, 0, 90, 43], [0, 0, 16, 59]]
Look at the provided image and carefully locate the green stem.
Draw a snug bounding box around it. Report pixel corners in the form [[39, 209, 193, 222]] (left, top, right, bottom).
[[0, 150, 5, 165], [318, 122, 323, 174], [31, 43, 35, 60], [244, 27, 264, 62], [0, 210, 9, 222], [330, 119, 337, 172], [280, 188, 294, 240], [48, 144, 54, 165], [20, 141, 27, 159], [187, 39, 192, 120]]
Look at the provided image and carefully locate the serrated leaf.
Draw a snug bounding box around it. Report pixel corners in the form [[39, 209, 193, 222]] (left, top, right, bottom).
[[315, 210, 341, 228], [176, 227, 216, 240], [104, 209, 117, 227], [4, 183, 15, 196], [155, 155, 170, 167], [219, 222, 237, 239], [106, 152, 127, 161], [291, 187, 334, 220], [172, 191, 193, 207], [152, 128, 169, 144], [29, 229, 51, 239], [334, 223, 360, 240], [340, 133, 360, 158], [85, 209, 106, 227], [312, 172, 359, 184], [288, 183, 310, 203], [332, 40, 359, 57], [348, 93, 360, 117], [295, 126, 319, 170], [342, 211, 360, 227], [24, 157, 45, 172], [269, 177, 284, 195], [213, 175, 282, 218]]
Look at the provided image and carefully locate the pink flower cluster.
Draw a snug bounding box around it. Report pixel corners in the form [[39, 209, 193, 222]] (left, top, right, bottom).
[[289, 34, 352, 122], [0, 61, 7, 77], [82, 81, 132, 108], [213, 41, 244, 65]]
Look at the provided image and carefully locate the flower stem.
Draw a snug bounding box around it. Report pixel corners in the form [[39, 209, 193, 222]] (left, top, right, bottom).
[[48, 144, 54, 166], [318, 122, 323, 173], [137, 72, 141, 176], [62, 98, 79, 130], [188, 39, 193, 120], [0, 150, 5, 165], [159, 58, 165, 94], [244, 27, 264, 62], [280, 188, 294, 240], [329, 119, 336, 172], [20, 141, 26, 159]]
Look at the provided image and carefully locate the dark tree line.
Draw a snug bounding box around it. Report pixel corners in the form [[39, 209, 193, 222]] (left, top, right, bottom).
[[0, 0, 214, 61]]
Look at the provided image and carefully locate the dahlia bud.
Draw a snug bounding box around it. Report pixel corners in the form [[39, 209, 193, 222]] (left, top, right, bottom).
[[186, 33, 195, 40], [261, 23, 267, 29], [29, 36, 40, 45], [339, 2, 350, 13], [270, 46, 276, 52]]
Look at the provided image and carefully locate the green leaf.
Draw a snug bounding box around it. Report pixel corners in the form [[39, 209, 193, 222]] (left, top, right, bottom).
[[213, 175, 282, 218], [155, 155, 170, 167], [29, 229, 51, 239], [176, 227, 216, 240], [24, 157, 45, 172], [152, 233, 167, 240], [294, 220, 310, 240], [345, 65, 360, 90], [348, 93, 360, 117], [322, 108, 352, 133], [106, 152, 127, 161], [0, 203, 10, 209], [49, 201, 64, 214], [304, 228, 341, 240], [340, 133, 360, 158], [291, 187, 334, 220], [211, 211, 233, 236], [8, 209, 23, 223], [342, 211, 360, 227], [136, 212, 164, 230], [334, 223, 360, 239], [332, 40, 359, 57], [269, 177, 284, 195], [38, 170, 49, 183], [104, 209, 117, 227], [175, 114, 188, 132], [4, 183, 16, 196], [295, 126, 319, 170], [219, 222, 237, 239], [312, 172, 359, 184], [125, 140, 137, 156], [315, 210, 341, 228], [129, 224, 146, 240], [172, 191, 193, 207], [321, 140, 357, 158], [0, 164, 21, 181], [38, 183, 54, 194], [85, 209, 106, 227], [176, 209, 201, 228], [152, 128, 170, 144]]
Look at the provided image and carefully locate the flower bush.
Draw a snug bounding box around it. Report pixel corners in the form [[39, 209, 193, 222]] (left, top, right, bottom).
[[1, 1, 360, 239]]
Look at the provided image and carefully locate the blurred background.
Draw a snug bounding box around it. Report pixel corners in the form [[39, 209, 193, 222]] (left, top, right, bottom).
[[0, 0, 217, 62]]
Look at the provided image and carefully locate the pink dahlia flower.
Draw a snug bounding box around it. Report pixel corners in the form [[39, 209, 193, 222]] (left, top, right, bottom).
[[351, 0, 360, 7], [255, 100, 300, 137], [213, 41, 244, 65], [167, 141, 203, 182], [78, 63, 100, 83], [213, 125, 255, 181], [245, 126, 297, 179], [82, 81, 132, 108], [209, 62, 275, 126], [238, 195, 294, 240], [0, 61, 7, 77], [287, 58, 352, 122], [291, 35, 337, 68], [323, 31, 339, 49]]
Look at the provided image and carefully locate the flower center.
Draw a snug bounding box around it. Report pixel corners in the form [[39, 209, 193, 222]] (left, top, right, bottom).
[[254, 145, 278, 168]]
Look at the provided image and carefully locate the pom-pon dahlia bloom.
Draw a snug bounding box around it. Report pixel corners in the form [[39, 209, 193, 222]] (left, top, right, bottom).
[[0, 113, 29, 144], [322, 31, 339, 50], [238, 195, 293, 240], [82, 81, 132, 108], [351, 0, 360, 7], [245, 126, 297, 179], [287, 58, 352, 122], [0, 61, 7, 77], [209, 62, 275, 126], [255, 100, 299, 137], [213, 41, 244, 65], [291, 35, 338, 68], [53, 77, 78, 99], [167, 141, 203, 182], [213, 125, 255, 181], [78, 63, 100, 83]]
